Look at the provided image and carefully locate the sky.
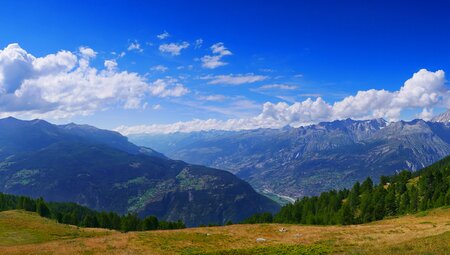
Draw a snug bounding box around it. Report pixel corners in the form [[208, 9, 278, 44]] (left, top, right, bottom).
[[1, 0, 450, 134]]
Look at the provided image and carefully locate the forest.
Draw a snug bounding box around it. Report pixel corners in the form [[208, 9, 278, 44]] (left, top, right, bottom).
[[244, 155, 450, 225], [0, 193, 185, 232]]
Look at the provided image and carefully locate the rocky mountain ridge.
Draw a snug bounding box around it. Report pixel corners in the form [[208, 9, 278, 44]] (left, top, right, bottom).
[[130, 115, 450, 199]]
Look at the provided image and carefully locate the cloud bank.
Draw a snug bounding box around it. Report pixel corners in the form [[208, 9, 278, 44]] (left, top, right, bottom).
[[116, 69, 449, 135], [0, 43, 188, 119]]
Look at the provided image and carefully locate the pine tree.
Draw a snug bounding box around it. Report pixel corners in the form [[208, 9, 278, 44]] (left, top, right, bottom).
[[359, 193, 374, 223], [339, 203, 353, 225], [36, 198, 51, 218], [349, 182, 361, 210], [445, 186, 450, 205], [121, 213, 141, 232], [360, 177, 373, 194], [385, 186, 397, 216], [82, 215, 99, 227], [142, 216, 159, 230], [409, 186, 419, 212], [398, 192, 410, 214], [97, 211, 112, 229]]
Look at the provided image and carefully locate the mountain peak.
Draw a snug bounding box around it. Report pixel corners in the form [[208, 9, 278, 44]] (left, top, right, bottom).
[[431, 109, 450, 123], [0, 116, 20, 123], [0, 117, 52, 127]]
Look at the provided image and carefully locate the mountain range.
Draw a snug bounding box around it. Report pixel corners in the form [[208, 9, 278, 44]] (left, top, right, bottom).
[[0, 117, 279, 226], [130, 111, 450, 200]]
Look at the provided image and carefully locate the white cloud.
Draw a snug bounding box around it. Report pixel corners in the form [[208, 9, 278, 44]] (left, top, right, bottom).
[[201, 42, 232, 69], [79, 46, 97, 58], [0, 43, 188, 119], [194, 38, 203, 49], [149, 78, 189, 97], [116, 69, 450, 134], [197, 94, 226, 102], [157, 31, 170, 40], [104, 59, 118, 71], [159, 42, 189, 56], [417, 108, 433, 120], [152, 104, 161, 110], [395, 69, 445, 107], [200, 55, 227, 69], [150, 65, 168, 72], [258, 84, 298, 90], [127, 41, 143, 52], [211, 42, 232, 55], [299, 93, 321, 97], [203, 74, 267, 85]]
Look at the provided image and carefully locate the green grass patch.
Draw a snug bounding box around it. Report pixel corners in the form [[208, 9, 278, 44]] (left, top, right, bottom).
[[414, 211, 429, 217], [0, 210, 110, 246], [185, 244, 332, 255]]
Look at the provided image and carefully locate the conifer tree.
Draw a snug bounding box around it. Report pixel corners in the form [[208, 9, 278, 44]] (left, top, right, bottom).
[[36, 197, 51, 218]]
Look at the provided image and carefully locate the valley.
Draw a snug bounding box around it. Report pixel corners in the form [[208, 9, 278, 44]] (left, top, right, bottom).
[[130, 117, 450, 198]]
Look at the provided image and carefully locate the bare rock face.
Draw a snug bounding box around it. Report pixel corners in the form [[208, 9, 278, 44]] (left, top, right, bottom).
[[431, 109, 450, 123]]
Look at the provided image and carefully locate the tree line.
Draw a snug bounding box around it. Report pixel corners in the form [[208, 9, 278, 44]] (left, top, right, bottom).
[[0, 193, 185, 232], [244, 155, 450, 225]]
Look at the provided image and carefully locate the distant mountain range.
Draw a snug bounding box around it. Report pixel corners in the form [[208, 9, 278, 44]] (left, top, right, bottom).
[[0, 117, 279, 226], [130, 111, 450, 200]]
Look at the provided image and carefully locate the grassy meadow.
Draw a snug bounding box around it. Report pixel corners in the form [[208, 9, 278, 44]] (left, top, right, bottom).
[[0, 208, 449, 254]]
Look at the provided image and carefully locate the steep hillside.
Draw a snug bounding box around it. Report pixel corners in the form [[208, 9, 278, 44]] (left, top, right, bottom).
[[130, 119, 450, 198], [0, 117, 279, 226]]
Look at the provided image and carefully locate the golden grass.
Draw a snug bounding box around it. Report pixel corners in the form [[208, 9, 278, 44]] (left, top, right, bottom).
[[0, 210, 111, 246], [1, 208, 449, 254]]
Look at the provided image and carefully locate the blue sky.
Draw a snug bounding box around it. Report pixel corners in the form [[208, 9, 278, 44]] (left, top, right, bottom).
[[1, 1, 450, 133]]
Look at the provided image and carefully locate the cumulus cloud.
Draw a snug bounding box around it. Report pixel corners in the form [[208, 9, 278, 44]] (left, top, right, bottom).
[[0, 43, 188, 119], [79, 46, 97, 58], [417, 108, 434, 120], [202, 74, 267, 85], [159, 42, 189, 56], [127, 41, 143, 52], [201, 42, 232, 69], [116, 69, 450, 135], [149, 78, 189, 97], [104, 59, 118, 71], [156, 31, 170, 40]]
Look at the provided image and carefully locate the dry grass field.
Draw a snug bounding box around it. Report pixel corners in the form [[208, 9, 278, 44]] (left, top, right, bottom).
[[1, 208, 449, 254]]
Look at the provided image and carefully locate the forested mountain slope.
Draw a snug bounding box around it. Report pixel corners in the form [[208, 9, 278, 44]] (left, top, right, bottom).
[[0, 117, 279, 226]]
